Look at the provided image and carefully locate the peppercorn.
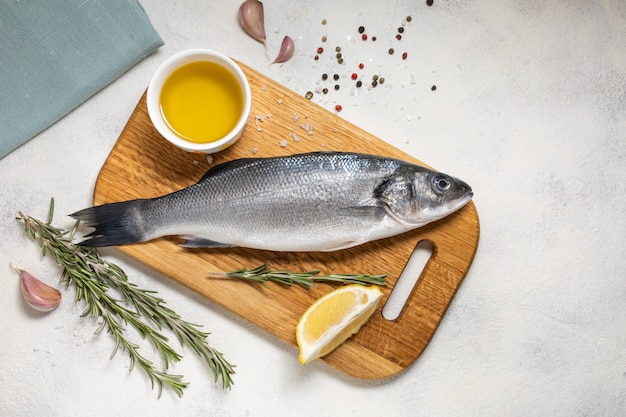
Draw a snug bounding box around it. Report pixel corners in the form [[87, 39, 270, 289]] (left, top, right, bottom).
[[379, 77, 385, 84], [396, 34, 402, 40], [358, 26, 365, 34], [322, 88, 328, 94], [402, 52, 408, 60], [337, 58, 344, 64], [361, 34, 368, 41], [351, 73, 358, 80], [406, 15, 413, 21], [314, 55, 319, 60], [322, 19, 327, 24], [372, 74, 379, 81], [317, 47, 324, 54], [334, 84, 340, 90], [336, 52, 342, 59], [372, 80, 378, 87], [426, 0, 433, 6], [372, 36, 377, 41], [322, 36, 327, 42], [335, 46, 341, 52], [388, 48, 394, 55], [431, 85, 437, 91], [335, 104, 342, 111], [358, 63, 364, 69], [398, 27, 404, 33], [356, 80, 362, 87], [322, 73, 328, 80], [333, 74, 339, 81], [305, 91, 313, 100]]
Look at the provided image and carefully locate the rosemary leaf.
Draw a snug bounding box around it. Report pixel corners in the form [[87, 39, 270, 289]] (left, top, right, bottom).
[[17, 199, 235, 396], [210, 262, 388, 288]]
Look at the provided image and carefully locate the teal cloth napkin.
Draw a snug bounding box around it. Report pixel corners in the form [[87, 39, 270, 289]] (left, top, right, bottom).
[[0, 0, 163, 158]]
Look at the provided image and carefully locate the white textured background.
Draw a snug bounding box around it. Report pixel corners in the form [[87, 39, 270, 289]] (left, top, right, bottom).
[[1, 1, 625, 416]]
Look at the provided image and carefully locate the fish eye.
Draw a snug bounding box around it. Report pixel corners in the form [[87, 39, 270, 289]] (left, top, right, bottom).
[[433, 175, 452, 193]]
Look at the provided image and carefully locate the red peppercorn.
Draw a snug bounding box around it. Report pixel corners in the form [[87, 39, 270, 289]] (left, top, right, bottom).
[[402, 52, 408, 60], [358, 63, 364, 69], [361, 34, 368, 41], [317, 47, 324, 54], [335, 104, 342, 111], [351, 73, 358, 80]]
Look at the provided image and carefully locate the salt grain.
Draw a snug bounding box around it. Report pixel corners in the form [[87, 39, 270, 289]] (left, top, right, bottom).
[[279, 140, 288, 147], [206, 155, 214, 164]]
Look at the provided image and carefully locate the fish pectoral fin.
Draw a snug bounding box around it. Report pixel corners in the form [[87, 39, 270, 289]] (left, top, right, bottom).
[[178, 236, 235, 248], [339, 206, 387, 220]]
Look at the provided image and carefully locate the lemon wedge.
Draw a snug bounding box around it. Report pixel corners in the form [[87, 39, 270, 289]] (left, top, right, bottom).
[[296, 284, 384, 365]]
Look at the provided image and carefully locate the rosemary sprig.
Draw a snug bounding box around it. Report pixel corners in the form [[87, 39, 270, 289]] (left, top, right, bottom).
[[210, 262, 388, 288], [17, 199, 235, 397]]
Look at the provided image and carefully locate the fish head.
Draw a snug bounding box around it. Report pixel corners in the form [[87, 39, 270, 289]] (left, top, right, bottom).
[[419, 171, 473, 220], [376, 167, 473, 227]]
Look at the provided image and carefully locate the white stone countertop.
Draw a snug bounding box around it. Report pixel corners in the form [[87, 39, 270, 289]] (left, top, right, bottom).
[[1, 1, 624, 416]]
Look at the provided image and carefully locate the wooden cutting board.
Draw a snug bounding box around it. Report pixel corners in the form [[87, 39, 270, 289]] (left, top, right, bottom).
[[92, 61, 480, 379]]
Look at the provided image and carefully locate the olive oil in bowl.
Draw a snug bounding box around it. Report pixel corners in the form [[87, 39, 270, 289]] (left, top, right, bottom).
[[160, 61, 244, 144], [147, 49, 251, 153]]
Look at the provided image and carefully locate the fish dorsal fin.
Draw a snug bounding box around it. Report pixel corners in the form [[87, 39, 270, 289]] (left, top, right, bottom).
[[198, 157, 261, 182]]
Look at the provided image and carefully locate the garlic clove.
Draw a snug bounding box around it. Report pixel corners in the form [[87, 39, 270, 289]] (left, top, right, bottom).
[[14, 266, 62, 312], [238, 0, 266, 44], [272, 36, 295, 64]]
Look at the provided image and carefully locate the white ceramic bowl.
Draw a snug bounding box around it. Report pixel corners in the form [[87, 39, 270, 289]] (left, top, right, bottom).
[[147, 49, 251, 154]]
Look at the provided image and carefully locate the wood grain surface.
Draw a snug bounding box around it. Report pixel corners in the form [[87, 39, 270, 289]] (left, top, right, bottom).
[[92, 62, 480, 379]]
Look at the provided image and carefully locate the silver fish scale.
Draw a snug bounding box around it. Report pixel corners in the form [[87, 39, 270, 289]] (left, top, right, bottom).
[[143, 152, 408, 251]]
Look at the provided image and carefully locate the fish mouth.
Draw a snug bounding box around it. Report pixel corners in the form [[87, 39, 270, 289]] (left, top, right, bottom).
[[447, 190, 473, 211]]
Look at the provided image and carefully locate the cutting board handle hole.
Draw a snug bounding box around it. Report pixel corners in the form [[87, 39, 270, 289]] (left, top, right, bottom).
[[382, 239, 434, 321]]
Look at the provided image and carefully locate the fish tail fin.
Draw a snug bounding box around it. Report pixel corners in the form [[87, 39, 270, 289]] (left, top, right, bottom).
[[70, 199, 149, 247]]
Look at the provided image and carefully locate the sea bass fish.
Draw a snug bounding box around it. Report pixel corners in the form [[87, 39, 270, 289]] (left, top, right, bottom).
[[71, 152, 473, 252]]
